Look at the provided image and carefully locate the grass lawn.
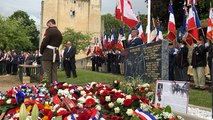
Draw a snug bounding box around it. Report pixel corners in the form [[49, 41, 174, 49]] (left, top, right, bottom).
[[57, 69, 124, 85], [58, 69, 212, 108]]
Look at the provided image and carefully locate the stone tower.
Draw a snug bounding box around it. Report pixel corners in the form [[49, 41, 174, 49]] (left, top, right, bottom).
[[40, 0, 102, 59]]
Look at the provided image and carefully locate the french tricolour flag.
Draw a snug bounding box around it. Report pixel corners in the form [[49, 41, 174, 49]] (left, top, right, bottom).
[[89, 109, 102, 120], [64, 114, 76, 120], [137, 22, 145, 41], [187, 5, 201, 41], [168, 3, 176, 41], [206, 8, 213, 41], [156, 23, 164, 41], [134, 108, 156, 120]]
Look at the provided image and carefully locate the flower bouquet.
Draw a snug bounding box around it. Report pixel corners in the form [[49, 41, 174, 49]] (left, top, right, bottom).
[[0, 80, 184, 120]]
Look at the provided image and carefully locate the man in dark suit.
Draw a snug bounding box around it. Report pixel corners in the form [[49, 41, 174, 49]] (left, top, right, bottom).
[[127, 28, 143, 48], [63, 41, 77, 78], [40, 19, 62, 85], [174, 40, 189, 81]]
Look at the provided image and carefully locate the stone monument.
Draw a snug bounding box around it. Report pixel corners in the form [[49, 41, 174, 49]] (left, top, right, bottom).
[[124, 40, 169, 83]]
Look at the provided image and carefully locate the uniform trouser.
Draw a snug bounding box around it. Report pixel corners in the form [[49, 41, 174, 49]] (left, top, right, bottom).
[[0, 62, 3, 74], [42, 61, 58, 85], [193, 67, 205, 88], [174, 66, 188, 81]]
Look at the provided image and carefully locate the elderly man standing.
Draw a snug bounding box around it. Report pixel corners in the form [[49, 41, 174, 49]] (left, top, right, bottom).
[[40, 19, 62, 85], [63, 41, 77, 79]]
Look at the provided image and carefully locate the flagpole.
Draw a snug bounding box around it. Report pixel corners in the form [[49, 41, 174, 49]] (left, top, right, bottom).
[[147, 0, 151, 43]]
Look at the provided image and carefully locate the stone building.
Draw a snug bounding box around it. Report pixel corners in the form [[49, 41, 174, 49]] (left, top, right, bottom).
[[40, 0, 102, 59]]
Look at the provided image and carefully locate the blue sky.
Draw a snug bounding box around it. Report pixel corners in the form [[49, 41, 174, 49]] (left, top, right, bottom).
[[0, 0, 147, 26]]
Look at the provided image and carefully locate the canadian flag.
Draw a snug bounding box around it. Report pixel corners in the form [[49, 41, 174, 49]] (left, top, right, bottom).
[[168, 3, 177, 41], [118, 0, 138, 28], [206, 8, 213, 41]]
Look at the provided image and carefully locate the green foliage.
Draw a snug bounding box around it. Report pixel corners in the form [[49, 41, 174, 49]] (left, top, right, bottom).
[[0, 16, 32, 51], [62, 28, 91, 53], [102, 14, 122, 35], [9, 10, 39, 51]]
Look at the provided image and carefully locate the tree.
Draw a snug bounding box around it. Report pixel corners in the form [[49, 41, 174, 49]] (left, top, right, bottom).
[[0, 16, 32, 51], [9, 10, 39, 50], [62, 28, 91, 53], [145, 0, 211, 31], [102, 14, 123, 37]]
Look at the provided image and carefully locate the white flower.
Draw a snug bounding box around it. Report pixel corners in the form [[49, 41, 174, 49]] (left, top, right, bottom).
[[70, 89, 74, 94], [100, 90, 104, 95], [77, 86, 83, 91], [100, 118, 105, 120], [77, 103, 83, 108], [108, 102, 114, 108], [126, 95, 132, 99], [45, 101, 49, 105], [53, 104, 60, 111], [117, 90, 121, 92], [96, 105, 101, 111], [126, 109, 134, 116], [140, 103, 150, 111], [116, 98, 124, 105], [105, 96, 111, 102], [80, 91, 86, 96], [114, 80, 118, 84], [6, 99, 11, 104], [162, 112, 174, 119], [114, 107, 120, 113], [145, 88, 149, 91], [142, 83, 150, 88], [112, 89, 117, 92], [78, 97, 86, 104], [63, 83, 68, 86], [2, 96, 5, 100]]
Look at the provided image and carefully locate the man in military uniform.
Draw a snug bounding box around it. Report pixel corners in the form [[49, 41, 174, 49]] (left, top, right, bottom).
[[40, 19, 62, 85]]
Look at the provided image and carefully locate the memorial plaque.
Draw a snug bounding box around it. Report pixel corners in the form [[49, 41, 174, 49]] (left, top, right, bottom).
[[124, 40, 169, 83]]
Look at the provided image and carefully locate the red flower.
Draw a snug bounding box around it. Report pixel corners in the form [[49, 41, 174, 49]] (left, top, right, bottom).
[[0, 100, 5, 105], [140, 97, 150, 104], [6, 91, 12, 98], [132, 95, 139, 101], [169, 118, 176, 120], [57, 109, 69, 116], [50, 86, 57, 95], [85, 98, 96, 107], [102, 90, 109, 97], [115, 92, 124, 98], [123, 99, 132, 107], [99, 97, 106, 104], [77, 112, 90, 120], [39, 75, 43, 80], [11, 98, 17, 104]]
